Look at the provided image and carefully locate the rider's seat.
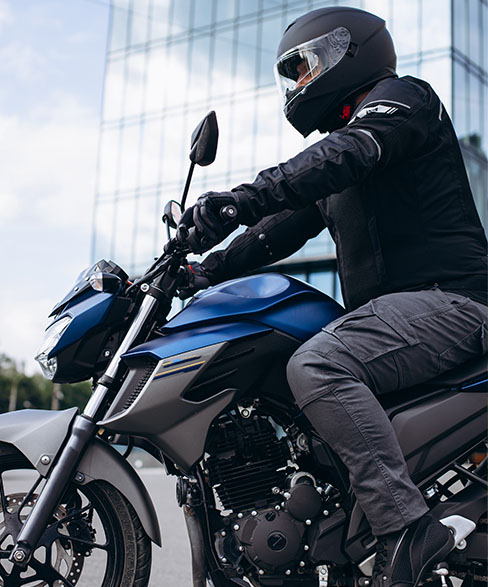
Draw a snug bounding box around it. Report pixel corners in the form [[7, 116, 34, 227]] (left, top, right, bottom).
[[424, 354, 487, 390]]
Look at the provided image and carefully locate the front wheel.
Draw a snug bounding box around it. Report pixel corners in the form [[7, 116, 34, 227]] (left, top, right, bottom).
[[0, 443, 151, 586]]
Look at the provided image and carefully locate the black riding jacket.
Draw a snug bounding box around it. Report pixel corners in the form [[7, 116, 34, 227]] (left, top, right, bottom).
[[202, 76, 487, 311]]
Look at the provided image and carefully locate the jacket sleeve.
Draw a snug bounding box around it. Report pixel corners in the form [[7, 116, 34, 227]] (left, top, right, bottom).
[[201, 204, 326, 283], [232, 77, 432, 224]]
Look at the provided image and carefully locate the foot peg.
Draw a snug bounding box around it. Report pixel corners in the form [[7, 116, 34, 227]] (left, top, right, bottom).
[[431, 562, 450, 587], [439, 515, 476, 550]]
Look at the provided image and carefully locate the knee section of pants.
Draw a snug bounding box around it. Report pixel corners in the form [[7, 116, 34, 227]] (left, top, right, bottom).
[[286, 332, 349, 407]]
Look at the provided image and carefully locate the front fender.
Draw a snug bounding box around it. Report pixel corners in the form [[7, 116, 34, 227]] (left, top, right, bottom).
[[78, 439, 161, 546], [0, 408, 79, 475], [0, 409, 161, 546]]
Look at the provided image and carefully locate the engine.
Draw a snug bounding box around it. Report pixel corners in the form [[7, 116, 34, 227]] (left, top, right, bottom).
[[204, 409, 345, 584]]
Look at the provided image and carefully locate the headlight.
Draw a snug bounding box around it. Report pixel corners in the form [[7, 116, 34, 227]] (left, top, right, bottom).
[[34, 317, 72, 379]]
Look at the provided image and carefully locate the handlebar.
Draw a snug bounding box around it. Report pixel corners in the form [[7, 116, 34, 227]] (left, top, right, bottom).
[[220, 204, 237, 222], [130, 204, 237, 293]]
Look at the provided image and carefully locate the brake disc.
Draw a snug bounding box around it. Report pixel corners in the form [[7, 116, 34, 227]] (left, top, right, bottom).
[[0, 493, 86, 586]]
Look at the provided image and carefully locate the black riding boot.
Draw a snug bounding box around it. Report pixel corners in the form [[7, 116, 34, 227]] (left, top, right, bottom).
[[372, 513, 454, 587]]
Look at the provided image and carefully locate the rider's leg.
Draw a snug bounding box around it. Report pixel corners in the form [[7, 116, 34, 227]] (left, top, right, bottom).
[[286, 288, 486, 583]]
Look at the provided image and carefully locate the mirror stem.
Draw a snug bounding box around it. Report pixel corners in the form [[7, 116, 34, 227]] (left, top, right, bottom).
[[181, 161, 196, 212]]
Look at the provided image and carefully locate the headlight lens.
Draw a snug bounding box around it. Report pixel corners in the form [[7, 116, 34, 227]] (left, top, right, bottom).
[[35, 316, 72, 379]]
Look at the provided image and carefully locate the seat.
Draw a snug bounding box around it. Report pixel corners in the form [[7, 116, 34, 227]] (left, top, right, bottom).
[[381, 354, 487, 414], [425, 354, 487, 389]]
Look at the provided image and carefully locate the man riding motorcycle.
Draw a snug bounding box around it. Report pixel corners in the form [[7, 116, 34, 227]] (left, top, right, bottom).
[[177, 7, 488, 587]]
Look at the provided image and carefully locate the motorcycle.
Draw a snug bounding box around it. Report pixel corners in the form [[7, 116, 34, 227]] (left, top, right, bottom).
[[0, 111, 486, 587]]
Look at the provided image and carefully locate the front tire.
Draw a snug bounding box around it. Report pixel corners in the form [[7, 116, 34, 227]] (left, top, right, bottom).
[[0, 443, 151, 586]]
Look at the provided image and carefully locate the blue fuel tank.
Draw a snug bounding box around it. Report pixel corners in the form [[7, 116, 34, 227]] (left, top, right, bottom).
[[163, 273, 344, 341]]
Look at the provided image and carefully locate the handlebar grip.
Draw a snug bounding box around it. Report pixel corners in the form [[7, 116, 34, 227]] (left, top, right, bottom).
[[220, 205, 238, 222]]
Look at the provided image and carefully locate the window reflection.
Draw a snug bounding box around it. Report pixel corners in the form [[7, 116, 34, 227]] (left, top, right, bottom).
[[392, 0, 420, 57], [234, 22, 259, 92], [259, 16, 284, 87], [119, 124, 142, 192], [453, 0, 468, 56], [124, 52, 146, 118], [130, 0, 150, 47], [103, 58, 125, 120], [93, 200, 116, 260], [421, 0, 450, 52], [419, 58, 451, 114], [145, 48, 166, 113], [309, 271, 334, 297], [215, 0, 236, 23], [212, 30, 235, 98], [453, 61, 468, 139], [110, 0, 129, 52], [194, 0, 214, 30], [171, 0, 192, 35], [113, 197, 137, 267], [468, 0, 481, 65], [98, 128, 120, 195], [150, 0, 171, 42], [188, 36, 211, 104]]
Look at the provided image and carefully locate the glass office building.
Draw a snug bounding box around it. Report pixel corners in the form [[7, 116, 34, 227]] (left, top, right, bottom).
[[92, 0, 487, 303]]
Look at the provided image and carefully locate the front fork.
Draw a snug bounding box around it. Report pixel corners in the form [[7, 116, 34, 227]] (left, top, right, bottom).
[[10, 294, 159, 566]]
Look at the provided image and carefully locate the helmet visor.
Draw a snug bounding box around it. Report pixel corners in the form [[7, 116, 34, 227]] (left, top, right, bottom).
[[274, 27, 351, 107]]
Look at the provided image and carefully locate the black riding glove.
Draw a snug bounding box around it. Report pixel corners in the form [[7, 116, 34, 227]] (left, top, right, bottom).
[[178, 191, 240, 253], [178, 262, 212, 300]]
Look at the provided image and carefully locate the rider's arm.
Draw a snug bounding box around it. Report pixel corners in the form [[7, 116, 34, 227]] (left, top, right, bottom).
[[200, 203, 326, 284], [232, 77, 432, 224]]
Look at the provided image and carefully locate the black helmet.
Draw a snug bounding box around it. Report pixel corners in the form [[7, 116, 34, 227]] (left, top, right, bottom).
[[275, 6, 397, 136]]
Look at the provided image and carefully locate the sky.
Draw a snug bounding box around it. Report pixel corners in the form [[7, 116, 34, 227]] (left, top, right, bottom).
[[0, 0, 110, 374]]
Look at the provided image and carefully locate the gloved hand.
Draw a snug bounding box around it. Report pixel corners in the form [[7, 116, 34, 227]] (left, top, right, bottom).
[[178, 191, 241, 253], [178, 262, 212, 300]]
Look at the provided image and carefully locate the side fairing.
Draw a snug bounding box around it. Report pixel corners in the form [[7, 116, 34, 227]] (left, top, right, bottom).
[[100, 342, 238, 474], [100, 322, 299, 473]]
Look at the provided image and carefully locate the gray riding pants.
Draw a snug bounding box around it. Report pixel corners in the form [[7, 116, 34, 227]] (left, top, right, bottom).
[[286, 288, 487, 536]]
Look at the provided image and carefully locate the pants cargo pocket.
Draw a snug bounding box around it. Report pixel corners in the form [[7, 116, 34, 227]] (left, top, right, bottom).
[[322, 299, 420, 393], [323, 299, 419, 362]]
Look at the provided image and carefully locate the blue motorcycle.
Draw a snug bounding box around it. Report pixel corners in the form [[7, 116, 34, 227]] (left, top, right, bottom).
[[0, 112, 486, 587]]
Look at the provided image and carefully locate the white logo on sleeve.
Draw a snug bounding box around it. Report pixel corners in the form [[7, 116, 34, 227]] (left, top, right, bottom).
[[349, 99, 411, 124], [353, 104, 398, 120]]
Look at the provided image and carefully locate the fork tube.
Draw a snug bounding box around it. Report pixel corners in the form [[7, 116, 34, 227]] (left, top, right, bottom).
[[11, 415, 96, 564], [83, 294, 158, 420], [10, 294, 158, 565]]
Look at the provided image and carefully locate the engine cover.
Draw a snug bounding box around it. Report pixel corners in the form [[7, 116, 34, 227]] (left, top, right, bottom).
[[235, 508, 305, 571]]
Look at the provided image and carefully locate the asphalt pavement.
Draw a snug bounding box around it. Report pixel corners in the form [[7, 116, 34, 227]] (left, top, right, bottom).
[[142, 467, 193, 586]]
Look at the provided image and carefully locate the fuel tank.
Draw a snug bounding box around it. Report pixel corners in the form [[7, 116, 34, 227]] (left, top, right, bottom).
[[99, 274, 344, 472], [162, 273, 345, 341]]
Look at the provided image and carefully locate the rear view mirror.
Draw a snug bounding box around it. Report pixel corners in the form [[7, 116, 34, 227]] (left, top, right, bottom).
[[162, 200, 182, 229], [189, 111, 218, 166]]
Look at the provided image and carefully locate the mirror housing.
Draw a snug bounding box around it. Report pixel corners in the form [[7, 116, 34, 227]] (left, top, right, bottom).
[[189, 111, 218, 166], [162, 200, 182, 229]]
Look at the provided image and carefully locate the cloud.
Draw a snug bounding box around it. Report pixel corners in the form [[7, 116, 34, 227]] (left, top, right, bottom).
[[0, 89, 100, 374], [0, 0, 12, 31], [0, 191, 20, 220], [0, 92, 99, 230]]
